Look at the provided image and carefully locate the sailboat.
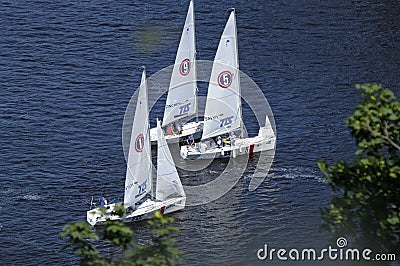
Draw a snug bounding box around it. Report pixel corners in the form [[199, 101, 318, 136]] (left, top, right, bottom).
[[180, 9, 276, 160], [87, 69, 186, 226], [149, 0, 203, 145]]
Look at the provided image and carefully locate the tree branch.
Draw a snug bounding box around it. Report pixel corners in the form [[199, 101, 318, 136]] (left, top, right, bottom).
[[365, 119, 400, 151]]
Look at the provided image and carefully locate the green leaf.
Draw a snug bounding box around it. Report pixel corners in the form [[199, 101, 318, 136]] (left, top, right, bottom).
[[318, 83, 400, 251]]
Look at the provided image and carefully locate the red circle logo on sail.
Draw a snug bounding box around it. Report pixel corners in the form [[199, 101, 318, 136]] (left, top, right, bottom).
[[217, 71, 232, 88], [135, 134, 144, 152], [179, 58, 191, 76]]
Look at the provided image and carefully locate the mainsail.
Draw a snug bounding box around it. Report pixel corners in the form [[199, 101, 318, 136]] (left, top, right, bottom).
[[156, 119, 185, 201], [202, 9, 241, 140], [162, 0, 197, 126], [124, 68, 152, 207]]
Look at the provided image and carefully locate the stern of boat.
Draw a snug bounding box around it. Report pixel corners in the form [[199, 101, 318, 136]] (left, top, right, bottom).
[[86, 203, 121, 226], [87, 207, 102, 226], [163, 197, 186, 215], [180, 145, 188, 159], [150, 127, 158, 143]]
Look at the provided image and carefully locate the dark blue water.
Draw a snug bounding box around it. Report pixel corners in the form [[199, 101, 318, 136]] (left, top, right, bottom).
[[1, 0, 399, 265]]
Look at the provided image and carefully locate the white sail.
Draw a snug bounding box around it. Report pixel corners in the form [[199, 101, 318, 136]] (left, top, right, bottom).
[[156, 119, 185, 201], [124, 68, 152, 207], [162, 0, 197, 127], [202, 10, 241, 140]]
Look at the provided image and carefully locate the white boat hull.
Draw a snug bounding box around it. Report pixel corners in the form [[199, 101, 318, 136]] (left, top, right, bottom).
[[180, 125, 276, 160], [150, 121, 203, 145], [87, 197, 186, 226]]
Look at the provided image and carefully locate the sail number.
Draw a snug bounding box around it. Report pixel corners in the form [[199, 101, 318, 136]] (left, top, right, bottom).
[[135, 134, 144, 152], [179, 103, 191, 114], [219, 116, 234, 127], [179, 58, 191, 76], [218, 71, 232, 88]]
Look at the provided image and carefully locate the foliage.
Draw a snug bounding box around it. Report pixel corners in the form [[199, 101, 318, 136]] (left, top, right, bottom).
[[125, 212, 183, 266], [318, 84, 400, 249], [61, 221, 103, 265], [61, 208, 183, 266]]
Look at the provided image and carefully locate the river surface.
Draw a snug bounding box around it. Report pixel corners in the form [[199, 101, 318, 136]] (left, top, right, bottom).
[[1, 0, 399, 265]]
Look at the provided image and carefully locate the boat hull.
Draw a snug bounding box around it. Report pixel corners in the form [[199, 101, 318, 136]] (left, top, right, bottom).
[[150, 121, 203, 145], [87, 197, 186, 226], [180, 126, 276, 160]]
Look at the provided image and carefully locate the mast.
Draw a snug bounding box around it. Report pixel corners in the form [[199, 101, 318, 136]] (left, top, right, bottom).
[[124, 67, 152, 207], [162, 0, 197, 127], [193, 0, 198, 122], [201, 9, 241, 140], [232, 9, 242, 136], [142, 66, 153, 202]]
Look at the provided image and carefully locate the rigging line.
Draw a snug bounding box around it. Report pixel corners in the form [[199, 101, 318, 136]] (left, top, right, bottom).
[[206, 92, 240, 101], [157, 170, 179, 178]]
